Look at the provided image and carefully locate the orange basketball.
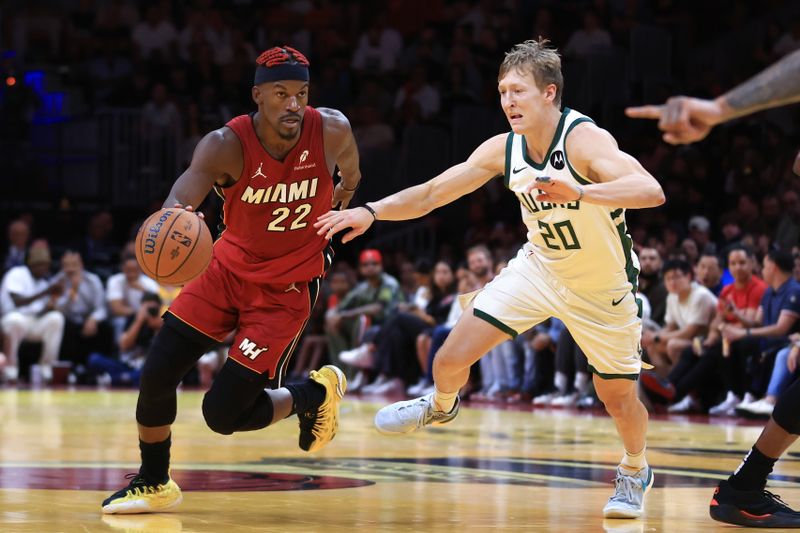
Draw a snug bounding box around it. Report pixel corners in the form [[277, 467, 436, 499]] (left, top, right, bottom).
[[135, 208, 213, 286]]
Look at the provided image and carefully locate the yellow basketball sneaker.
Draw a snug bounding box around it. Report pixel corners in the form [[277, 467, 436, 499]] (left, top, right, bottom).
[[101, 473, 182, 514], [299, 364, 347, 452]]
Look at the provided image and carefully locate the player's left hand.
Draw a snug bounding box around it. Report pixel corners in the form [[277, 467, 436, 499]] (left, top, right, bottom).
[[527, 176, 582, 203], [315, 206, 374, 243], [331, 171, 357, 209]]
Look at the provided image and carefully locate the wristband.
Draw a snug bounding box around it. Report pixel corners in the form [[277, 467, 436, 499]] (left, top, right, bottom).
[[576, 185, 584, 201], [340, 181, 360, 192], [746, 328, 751, 337], [362, 204, 378, 220]]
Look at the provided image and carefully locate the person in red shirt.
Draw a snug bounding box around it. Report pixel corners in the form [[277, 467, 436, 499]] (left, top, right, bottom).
[[102, 46, 359, 514], [641, 246, 766, 413]]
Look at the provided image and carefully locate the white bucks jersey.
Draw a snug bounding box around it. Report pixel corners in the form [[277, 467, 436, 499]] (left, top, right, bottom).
[[505, 107, 639, 291]]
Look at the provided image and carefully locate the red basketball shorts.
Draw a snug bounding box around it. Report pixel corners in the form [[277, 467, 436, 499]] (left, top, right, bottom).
[[167, 255, 320, 382]]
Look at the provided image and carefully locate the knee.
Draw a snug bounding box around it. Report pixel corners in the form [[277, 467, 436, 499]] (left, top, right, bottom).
[[42, 310, 65, 330], [2, 312, 27, 337], [597, 387, 637, 418], [202, 392, 237, 435]]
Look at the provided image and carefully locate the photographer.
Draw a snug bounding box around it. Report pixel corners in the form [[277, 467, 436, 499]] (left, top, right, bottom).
[[88, 292, 163, 386]]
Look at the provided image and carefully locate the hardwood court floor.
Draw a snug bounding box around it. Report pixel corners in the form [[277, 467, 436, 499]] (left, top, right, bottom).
[[1, 388, 799, 532]]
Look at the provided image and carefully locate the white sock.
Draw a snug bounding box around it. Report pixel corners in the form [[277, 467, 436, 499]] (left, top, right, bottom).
[[433, 386, 457, 413], [621, 446, 648, 473]]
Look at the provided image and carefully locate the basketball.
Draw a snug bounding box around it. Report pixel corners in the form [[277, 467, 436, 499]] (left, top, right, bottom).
[[135, 208, 213, 286]]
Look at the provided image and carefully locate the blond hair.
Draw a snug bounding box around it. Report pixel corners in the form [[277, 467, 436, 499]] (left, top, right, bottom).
[[498, 38, 563, 107]]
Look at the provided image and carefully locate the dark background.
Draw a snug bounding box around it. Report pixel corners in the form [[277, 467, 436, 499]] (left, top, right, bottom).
[[1, 0, 799, 272]]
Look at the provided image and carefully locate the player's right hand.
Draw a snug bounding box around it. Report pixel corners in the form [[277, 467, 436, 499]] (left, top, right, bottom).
[[625, 96, 724, 145], [314, 206, 374, 243], [172, 203, 205, 220]]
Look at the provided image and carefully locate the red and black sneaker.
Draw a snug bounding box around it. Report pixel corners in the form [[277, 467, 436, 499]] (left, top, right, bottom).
[[640, 371, 676, 402], [710, 480, 800, 528]]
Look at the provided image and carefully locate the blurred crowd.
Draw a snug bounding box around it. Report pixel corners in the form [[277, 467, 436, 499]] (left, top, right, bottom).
[[0, 0, 799, 420]]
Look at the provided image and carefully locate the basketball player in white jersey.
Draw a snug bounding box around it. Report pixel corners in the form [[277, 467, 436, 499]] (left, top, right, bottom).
[[315, 39, 665, 519]]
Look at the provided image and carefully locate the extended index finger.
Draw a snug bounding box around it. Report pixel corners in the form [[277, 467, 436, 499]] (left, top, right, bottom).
[[624, 105, 664, 120]]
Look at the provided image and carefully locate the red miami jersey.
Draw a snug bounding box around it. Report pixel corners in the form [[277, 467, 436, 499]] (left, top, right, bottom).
[[213, 107, 334, 284]]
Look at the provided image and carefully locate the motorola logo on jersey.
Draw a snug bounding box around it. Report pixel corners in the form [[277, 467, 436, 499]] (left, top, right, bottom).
[[550, 150, 565, 170]]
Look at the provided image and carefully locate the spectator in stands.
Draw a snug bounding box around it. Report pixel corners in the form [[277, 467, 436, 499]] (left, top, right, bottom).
[[643, 246, 766, 414], [351, 14, 403, 74], [776, 190, 800, 252], [106, 254, 159, 343], [77, 211, 119, 282], [688, 215, 712, 255], [131, 5, 177, 60], [696, 252, 725, 296], [0, 246, 65, 383], [511, 318, 559, 404], [325, 249, 404, 389], [642, 259, 717, 374], [88, 291, 163, 386], [395, 65, 441, 123], [353, 105, 395, 150], [737, 333, 800, 418], [722, 249, 800, 411], [638, 247, 668, 325], [142, 83, 182, 140], [362, 260, 456, 396], [563, 9, 612, 58], [55, 250, 111, 369], [3, 219, 30, 274]]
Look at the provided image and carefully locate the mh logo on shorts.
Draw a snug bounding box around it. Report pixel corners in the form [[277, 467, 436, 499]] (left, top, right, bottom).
[[239, 338, 269, 360]]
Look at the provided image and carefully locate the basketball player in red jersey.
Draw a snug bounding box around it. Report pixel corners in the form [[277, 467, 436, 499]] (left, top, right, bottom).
[[102, 46, 359, 514]]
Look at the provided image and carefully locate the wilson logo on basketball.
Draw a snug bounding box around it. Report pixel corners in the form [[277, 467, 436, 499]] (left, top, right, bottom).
[[143, 211, 175, 254]]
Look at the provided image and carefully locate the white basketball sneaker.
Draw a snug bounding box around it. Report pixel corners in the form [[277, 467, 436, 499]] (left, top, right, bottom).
[[374, 393, 460, 435], [603, 466, 654, 518]]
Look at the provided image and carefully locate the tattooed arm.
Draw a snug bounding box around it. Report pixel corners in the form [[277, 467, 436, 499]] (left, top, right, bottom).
[[625, 50, 800, 144], [722, 49, 800, 119]]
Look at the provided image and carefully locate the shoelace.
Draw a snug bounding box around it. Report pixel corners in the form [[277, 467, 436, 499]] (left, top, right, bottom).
[[122, 473, 159, 496], [764, 490, 794, 512], [609, 473, 640, 504]]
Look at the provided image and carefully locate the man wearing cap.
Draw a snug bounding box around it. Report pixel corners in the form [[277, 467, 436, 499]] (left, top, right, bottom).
[[325, 248, 404, 388], [102, 46, 361, 513], [0, 245, 65, 383]]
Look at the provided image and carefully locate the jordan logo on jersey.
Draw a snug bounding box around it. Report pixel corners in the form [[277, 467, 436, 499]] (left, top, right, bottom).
[[250, 162, 267, 180]]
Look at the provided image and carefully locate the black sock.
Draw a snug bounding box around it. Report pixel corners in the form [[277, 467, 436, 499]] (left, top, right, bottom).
[[728, 446, 777, 491], [139, 435, 171, 484], [286, 379, 326, 415]]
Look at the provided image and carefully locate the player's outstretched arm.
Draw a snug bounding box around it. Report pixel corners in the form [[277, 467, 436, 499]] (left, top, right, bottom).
[[319, 108, 361, 209], [314, 134, 505, 243], [625, 49, 800, 144], [530, 124, 664, 209], [163, 128, 240, 211]]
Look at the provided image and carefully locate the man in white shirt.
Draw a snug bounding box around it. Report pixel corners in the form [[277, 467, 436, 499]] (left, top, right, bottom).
[[0, 246, 65, 382], [106, 255, 159, 343], [642, 258, 717, 374]]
